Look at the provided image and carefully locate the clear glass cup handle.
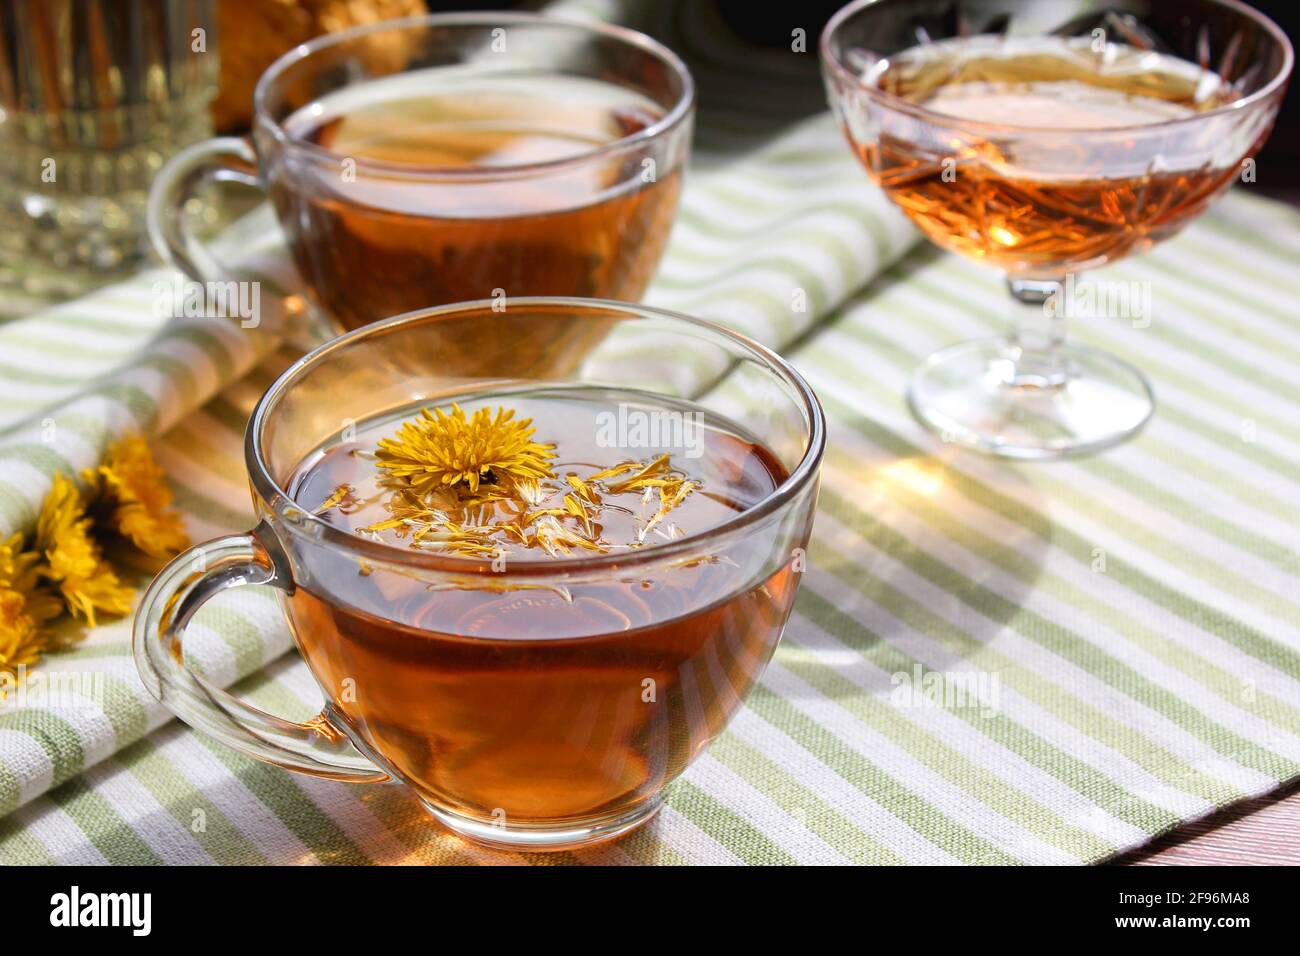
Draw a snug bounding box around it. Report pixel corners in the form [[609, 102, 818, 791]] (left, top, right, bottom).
[[146, 136, 264, 283], [132, 529, 389, 782]]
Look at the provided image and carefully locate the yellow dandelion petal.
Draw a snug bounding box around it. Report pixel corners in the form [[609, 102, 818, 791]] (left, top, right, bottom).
[[0, 534, 19, 587], [85, 435, 189, 559], [314, 483, 356, 515], [0, 587, 47, 693], [638, 478, 696, 543], [533, 515, 606, 558], [0, 532, 39, 593], [599, 454, 675, 494], [565, 474, 599, 504]]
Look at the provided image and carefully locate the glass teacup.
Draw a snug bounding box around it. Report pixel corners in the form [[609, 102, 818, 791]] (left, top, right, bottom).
[[147, 13, 695, 334], [133, 298, 824, 851]]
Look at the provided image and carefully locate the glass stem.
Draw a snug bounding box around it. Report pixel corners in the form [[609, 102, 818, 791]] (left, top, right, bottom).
[[1004, 274, 1070, 389]]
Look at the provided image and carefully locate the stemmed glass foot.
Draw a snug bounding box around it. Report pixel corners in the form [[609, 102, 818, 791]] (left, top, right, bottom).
[[907, 275, 1154, 460], [907, 337, 1155, 461]]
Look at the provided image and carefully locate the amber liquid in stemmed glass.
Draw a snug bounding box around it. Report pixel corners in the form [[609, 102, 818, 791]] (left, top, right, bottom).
[[859, 37, 1246, 273], [272, 74, 682, 331], [284, 389, 794, 823]]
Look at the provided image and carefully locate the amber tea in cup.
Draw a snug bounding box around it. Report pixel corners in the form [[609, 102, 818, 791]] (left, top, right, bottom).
[[148, 14, 694, 333], [287, 388, 790, 824], [273, 74, 683, 331], [134, 300, 824, 851]]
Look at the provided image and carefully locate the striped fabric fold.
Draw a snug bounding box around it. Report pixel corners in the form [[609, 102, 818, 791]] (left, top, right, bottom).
[[0, 207, 298, 536], [2, 0, 1298, 865]]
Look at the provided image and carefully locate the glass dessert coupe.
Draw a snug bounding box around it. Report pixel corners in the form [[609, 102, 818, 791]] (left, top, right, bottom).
[[821, 0, 1293, 458]]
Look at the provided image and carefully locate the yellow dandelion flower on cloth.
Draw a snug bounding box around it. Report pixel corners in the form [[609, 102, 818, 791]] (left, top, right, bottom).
[[0, 532, 60, 690], [376, 404, 556, 495], [0, 531, 61, 627], [84, 434, 189, 559], [0, 588, 45, 688], [36, 474, 134, 627]]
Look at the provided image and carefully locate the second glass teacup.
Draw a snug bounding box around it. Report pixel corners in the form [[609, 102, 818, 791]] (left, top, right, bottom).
[[133, 298, 824, 851], [148, 13, 695, 333]]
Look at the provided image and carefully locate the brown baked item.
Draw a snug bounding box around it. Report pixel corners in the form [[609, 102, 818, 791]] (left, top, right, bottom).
[[213, 0, 428, 131]]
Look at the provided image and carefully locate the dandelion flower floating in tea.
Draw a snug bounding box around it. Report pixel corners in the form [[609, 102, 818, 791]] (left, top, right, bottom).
[[375, 404, 556, 494], [342, 403, 701, 559]]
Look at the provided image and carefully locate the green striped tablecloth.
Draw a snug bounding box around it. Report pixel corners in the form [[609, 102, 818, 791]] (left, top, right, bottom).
[[2, 0, 1299, 865]]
